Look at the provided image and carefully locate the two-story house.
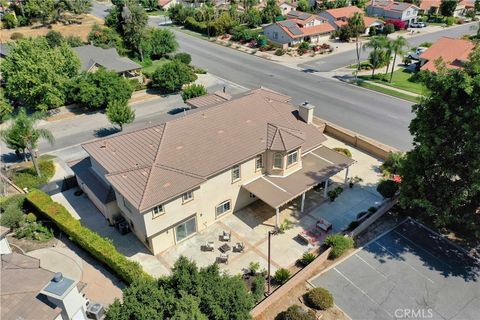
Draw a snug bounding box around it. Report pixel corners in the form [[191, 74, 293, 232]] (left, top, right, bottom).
[[318, 6, 384, 35], [73, 88, 354, 254], [366, 0, 419, 26]]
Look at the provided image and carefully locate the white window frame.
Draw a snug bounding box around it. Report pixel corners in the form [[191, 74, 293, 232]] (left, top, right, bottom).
[[152, 204, 164, 219], [182, 191, 194, 204], [215, 200, 231, 218], [287, 149, 298, 166], [255, 154, 264, 171], [231, 165, 241, 182], [273, 153, 283, 169], [174, 216, 197, 243]]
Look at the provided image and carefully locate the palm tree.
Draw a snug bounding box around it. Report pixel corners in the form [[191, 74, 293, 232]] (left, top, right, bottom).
[[384, 39, 394, 77], [364, 35, 388, 77], [389, 36, 407, 82], [0, 109, 54, 177], [348, 12, 365, 80]]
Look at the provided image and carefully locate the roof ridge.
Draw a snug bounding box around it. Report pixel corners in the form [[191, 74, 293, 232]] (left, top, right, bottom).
[[105, 164, 152, 177], [155, 163, 205, 180]]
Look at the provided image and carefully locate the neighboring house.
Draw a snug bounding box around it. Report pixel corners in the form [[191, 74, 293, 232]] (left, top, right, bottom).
[[459, 0, 476, 10], [1, 253, 88, 320], [74, 88, 354, 254], [419, 0, 466, 16], [419, 36, 474, 72], [263, 12, 335, 47], [366, 0, 419, 26], [319, 6, 384, 34], [279, 1, 298, 15], [73, 45, 143, 82]]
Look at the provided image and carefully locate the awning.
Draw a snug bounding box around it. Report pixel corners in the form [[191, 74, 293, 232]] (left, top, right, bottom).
[[243, 146, 355, 209]]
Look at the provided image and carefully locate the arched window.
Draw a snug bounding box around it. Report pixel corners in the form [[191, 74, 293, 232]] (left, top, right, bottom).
[[273, 153, 283, 169]]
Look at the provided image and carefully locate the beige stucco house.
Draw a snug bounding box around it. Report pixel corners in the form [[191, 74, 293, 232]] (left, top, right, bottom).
[[73, 88, 354, 254]]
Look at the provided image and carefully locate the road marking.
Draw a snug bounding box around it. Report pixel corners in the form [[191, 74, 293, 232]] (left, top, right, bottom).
[[334, 267, 394, 319], [374, 241, 435, 284], [354, 253, 388, 279]]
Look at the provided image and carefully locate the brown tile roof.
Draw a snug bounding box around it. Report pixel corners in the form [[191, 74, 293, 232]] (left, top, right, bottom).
[[83, 88, 326, 212], [419, 0, 441, 10], [267, 123, 306, 151], [325, 6, 364, 19], [300, 23, 336, 36], [185, 91, 232, 109], [1, 253, 62, 320], [244, 146, 355, 208], [420, 37, 475, 72]]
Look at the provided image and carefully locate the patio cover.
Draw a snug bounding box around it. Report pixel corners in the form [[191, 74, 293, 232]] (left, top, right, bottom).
[[243, 146, 355, 209]]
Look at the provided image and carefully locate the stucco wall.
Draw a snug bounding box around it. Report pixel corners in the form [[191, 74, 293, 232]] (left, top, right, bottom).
[[263, 24, 294, 45]]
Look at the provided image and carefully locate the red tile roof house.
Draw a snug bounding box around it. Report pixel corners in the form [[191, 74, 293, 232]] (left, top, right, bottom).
[[72, 88, 354, 254], [318, 6, 384, 35], [263, 11, 335, 48], [418, 0, 467, 16], [418, 37, 475, 72], [366, 0, 420, 26]]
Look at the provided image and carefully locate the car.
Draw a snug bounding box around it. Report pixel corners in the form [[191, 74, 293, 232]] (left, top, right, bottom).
[[405, 46, 428, 60], [410, 22, 427, 28]]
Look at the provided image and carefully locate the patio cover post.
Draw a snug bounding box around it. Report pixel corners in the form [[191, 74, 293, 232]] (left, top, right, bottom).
[[300, 192, 306, 213], [344, 167, 350, 186], [275, 208, 279, 228], [323, 178, 329, 198]]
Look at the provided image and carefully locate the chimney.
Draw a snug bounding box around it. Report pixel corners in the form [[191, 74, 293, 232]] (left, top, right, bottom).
[[298, 101, 315, 124]]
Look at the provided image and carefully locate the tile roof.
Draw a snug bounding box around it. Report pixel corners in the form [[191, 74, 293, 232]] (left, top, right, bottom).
[[369, 0, 418, 12], [419, 0, 441, 10], [73, 45, 141, 73], [300, 23, 336, 36], [459, 0, 475, 8], [83, 88, 326, 212], [420, 37, 475, 72], [185, 91, 232, 108], [1, 253, 62, 320], [325, 6, 364, 19]]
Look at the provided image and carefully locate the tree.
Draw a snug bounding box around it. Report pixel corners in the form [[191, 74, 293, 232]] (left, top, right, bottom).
[[174, 52, 192, 65], [45, 31, 64, 47], [121, 1, 148, 57], [88, 24, 123, 50], [65, 35, 83, 47], [140, 0, 157, 11], [297, 0, 310, 12], [140, 28, 178, 60], [440, 0, 457, 16], [364, 35, 388, 77], [0, 96, 13, 122], [399, 48, 480, 235], [389, 36, 406, 82], [0, 109, 54, 176], [106, 100, 135, 130], [262, 0, 281, 23], [106, 256, 254, 320], [475, 0, 480, 12], [151, 60, 197, 93], [1, 37, 80, 111], [24, 0, 56, 25], [69, 68, 134, 110], [181, 84, 207, 102], [2, 12, 18, 29], [245, 7, 262, 28], [348, 12, 365, 80], [376, 179, 399, 198]]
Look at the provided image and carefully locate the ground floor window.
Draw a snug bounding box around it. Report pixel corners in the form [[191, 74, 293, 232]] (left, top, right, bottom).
[[215, 200, 231, 218], [175, 216, 197, 242]]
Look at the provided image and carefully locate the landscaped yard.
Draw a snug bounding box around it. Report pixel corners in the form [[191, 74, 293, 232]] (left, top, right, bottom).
[[359, 68, 426, 95], [357, 81, 421, 103], [141, 58, 169, 77]]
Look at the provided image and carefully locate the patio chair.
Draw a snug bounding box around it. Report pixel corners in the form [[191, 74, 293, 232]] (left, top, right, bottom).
[[203, 241, 214, 251], [221, 231, 231, 242], [217, 253, 229, 264], [233, 242, 245, 253]]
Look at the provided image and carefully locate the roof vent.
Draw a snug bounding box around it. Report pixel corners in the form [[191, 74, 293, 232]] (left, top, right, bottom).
[[176, 145, 183, 150], [246, 119, 251, 124], [163, 182, 171, 188], [53, 272, 63, 283], [218, 129, 224, 134]]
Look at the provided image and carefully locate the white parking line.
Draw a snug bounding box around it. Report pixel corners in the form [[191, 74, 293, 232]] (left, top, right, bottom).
[[374, 241, 435, 284], [354, 254, 388, 279], [334, 267, 394, 319]]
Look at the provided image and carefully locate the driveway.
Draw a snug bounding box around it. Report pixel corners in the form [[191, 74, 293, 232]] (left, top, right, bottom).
[[309, 219, 480, 320]]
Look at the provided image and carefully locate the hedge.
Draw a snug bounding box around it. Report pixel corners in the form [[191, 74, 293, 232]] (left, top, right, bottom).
[[26, 190, 152, 284]]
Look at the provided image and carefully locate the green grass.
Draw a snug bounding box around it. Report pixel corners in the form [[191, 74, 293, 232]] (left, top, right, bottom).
[[359, 68, 426, 95], [141, 58, 169, 77], [356, 81, 421, 103], [12, 159, 55, 190], [346, 61, 370, 69], [146, 9, 168, 16]]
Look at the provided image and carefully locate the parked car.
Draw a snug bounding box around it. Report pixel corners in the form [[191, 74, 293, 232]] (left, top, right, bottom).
[[406, 47, 428, 60], [410, 22, 427, 28]]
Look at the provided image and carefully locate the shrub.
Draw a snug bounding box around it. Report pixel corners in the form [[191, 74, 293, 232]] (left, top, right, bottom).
[[249, 261, 260, 274], [174, 52, 192, 65], [0, 201, 24, 229], [356, 211, 368, 219], [419, 41, 433, 48], [348, 220, 360, 230], [381, 152, 404, 175], [251, 275, 266, 302], [325, 234, 354, 259], [300, 252, 316, 266], [383, 23, 395, 35], [274, 268, 291, 284], [299, 41, 310, 50], [333, 147, 352, 158], [304, 287, 334, 310], [275, 48, 286, 56], [276, 305, 316, 320], [26, 190, 151, 284], [12, 160, 55, 190], [10, 32, 24, 40], [2, 12, 18, 29], [385, 19, 406, 30], [327, 186, 343, 201], [368, 206, 377, 213], [45, 31, 64, 47], [151, 60, 197, 93], [66, 36, 84, 47], [446, 16, 455, 26], [15, 221, 53, 241], [26, 212, 37, 223], [376, 179, 399, 198], [181, 83, 207, 102]]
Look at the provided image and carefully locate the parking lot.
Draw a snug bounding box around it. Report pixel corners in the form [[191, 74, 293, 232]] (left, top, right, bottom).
[[310, 219, 480, 320]]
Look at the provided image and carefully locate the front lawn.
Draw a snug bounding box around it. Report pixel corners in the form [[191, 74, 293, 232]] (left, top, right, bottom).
[[359, 68, 426, 95], [141, 58, 169, 77], [356, 81, 421, 103], [12, 158, 55, 190]]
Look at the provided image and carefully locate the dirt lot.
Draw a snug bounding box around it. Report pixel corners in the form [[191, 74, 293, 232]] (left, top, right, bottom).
[[0, 14, 104, 42]]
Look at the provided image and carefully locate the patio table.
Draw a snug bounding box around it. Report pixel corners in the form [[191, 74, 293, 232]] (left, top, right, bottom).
[[219, 243, 231, 253]]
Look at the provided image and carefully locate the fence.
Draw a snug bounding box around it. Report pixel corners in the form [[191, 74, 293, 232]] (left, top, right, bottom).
[[313, 117, 400, 161], [0, 172, 26, 196], [251, 247, 332, 318]]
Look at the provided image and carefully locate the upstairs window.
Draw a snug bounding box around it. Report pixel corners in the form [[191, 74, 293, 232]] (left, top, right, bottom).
[[182, 191, 194, 203], [152, 204, 164, 218], [232, 165, 241, 182], [287, 150, 298, 166], [273, 153, 283, 169], [255, 154, 264, 170]]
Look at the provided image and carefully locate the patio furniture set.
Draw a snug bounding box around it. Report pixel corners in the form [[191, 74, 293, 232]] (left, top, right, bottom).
[[298, 219, 332, 246], [203, 231, 245, 265]]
